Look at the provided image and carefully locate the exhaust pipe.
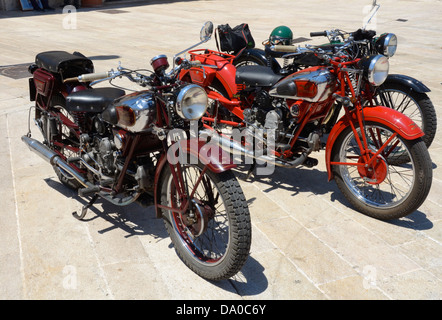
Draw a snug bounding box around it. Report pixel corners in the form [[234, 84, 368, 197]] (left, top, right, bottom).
[[199, 129, 308, 168], [21, 135, 93, 189]]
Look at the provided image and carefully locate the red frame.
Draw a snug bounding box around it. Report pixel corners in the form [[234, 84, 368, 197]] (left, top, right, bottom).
[[181, 50, 424, 183]]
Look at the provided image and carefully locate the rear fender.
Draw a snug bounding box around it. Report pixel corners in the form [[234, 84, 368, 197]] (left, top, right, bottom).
[[179, 62, 237, 98], [325, 106, 424, 181], [234, 48, 281, 73], [153, 139, 236, 218]]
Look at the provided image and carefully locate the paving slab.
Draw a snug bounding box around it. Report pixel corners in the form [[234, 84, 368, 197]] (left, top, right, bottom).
[[0, 0, 441, 301]]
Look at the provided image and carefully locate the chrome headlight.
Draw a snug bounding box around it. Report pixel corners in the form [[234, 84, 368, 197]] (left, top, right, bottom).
[[375, 33, 397, 57], [175, 84, 208, 120], [360, 54, 389, 86]]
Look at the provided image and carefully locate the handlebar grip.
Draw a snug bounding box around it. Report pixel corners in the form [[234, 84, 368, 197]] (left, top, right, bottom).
[[270, 45, 297, 52], [310, 31, 327, 37], [189, 60, 202, 67], [77, 71, 111, 82]]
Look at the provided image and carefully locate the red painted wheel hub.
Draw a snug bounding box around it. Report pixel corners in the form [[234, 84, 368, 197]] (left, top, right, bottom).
[[357, 153, 388, 185]]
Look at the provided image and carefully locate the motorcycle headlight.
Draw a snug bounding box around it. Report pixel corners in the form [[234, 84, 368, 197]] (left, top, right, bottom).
[[175, 84, 208, 120], [360, 54, 389, 86], [375, 33, 397, 57]]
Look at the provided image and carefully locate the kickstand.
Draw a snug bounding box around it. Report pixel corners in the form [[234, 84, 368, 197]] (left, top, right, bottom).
[[246, 160, 256, 180], [72, 194, 99, 220]]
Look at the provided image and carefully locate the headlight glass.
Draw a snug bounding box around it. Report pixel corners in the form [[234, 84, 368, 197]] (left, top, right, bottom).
[[176, 84, 208, 120], [376, 33, 397, 57], [367, 55, 389, 86]]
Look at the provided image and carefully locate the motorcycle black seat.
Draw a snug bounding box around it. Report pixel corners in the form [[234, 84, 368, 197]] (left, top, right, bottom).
[[235, 65, 283, 87], [35, 51, 94, 78], [66, 88, 125, 113]]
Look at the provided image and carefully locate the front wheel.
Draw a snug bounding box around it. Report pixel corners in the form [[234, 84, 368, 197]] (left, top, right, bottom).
[[160, 161, 251, 280], [376, 82, 436, 149], [331, 122, 432, 220]]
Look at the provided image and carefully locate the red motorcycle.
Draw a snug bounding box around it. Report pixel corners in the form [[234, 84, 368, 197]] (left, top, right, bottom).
[[22, 22, 251, 281], [179, 22, 433, 221]]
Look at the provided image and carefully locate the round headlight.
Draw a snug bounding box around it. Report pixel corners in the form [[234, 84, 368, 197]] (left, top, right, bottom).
[[360, 54, 389, 86], [175, 84, 208, 120], [375, 33, 397, 57]]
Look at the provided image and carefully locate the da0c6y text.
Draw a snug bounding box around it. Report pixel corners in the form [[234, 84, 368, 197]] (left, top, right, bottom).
[[219, 304, 266, 315]]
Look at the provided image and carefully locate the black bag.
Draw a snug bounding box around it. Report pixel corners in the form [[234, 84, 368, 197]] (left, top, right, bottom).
[[216, 23, 255, 53]]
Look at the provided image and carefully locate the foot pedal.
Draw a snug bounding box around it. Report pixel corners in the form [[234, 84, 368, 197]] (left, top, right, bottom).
[[276, 143, 291, 152], [303, 157, 318, 168], [78, 185, 100, 197]]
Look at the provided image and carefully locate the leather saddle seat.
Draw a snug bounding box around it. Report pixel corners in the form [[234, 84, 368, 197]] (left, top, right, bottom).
[[66, 88, 125, 113], [35, 51, 94, 79], [235, 65, 283, 87]]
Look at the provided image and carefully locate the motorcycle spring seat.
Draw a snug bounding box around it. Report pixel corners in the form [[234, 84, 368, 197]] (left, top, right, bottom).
[[235, 65, 283, 87], [66, 88, 125, 113], [35, 51, 94, 79]]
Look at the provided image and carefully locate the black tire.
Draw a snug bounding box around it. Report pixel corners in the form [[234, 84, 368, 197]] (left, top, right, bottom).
[[331, 122, 432, 220], [233, 54, 266, 68], [48, 95, 82, 190], [376, 82, 436, 148], [160, 161, 251, 280]]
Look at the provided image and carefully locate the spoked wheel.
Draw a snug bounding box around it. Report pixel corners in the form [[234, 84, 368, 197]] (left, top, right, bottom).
[[160, 161, 251, 280], [233, 54, 264, 68], [46, 95, 82, 189], [332, 122, 432, 220], [376, 82, 436, 149]]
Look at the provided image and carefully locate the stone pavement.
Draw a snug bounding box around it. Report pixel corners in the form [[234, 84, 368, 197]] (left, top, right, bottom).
[[0, 0, 441, 300]]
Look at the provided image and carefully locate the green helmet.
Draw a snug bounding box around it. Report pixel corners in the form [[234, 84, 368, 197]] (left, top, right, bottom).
[[269, 26, 293, 45]]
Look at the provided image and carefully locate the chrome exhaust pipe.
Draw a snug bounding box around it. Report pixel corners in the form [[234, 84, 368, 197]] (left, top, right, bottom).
[[199, 129, 307, 168], [21, 135, 92, 188]]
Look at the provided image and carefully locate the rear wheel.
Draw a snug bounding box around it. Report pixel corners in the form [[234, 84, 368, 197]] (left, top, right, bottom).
[[44, 95, 82, 189], [160, 161, 251, 280], [331, 122, 432, 220]]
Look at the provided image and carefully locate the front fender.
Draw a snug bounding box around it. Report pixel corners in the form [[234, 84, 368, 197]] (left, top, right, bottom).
[[384, 74, 431, 93], [153, 139, 236, 217], [325, 106, 424, 181]]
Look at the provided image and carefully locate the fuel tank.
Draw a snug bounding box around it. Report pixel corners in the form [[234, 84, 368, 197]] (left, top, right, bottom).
[[102, 91, 156, 132], [269, 66, 336, 102]]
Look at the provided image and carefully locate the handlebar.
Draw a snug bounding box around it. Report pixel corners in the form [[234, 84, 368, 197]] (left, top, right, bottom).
[[64, 57, 207, 88], [310, 31, 327, 37], [269, 45, 298, 53], [64, 71, 115, 83]]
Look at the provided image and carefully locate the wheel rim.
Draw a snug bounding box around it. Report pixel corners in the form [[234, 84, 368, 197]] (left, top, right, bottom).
[[166, 165, 230, 266], [338, 125, 416, 209]]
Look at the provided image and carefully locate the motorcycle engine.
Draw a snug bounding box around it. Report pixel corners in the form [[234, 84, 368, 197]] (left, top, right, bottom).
[[78, 117, 155, 197], [244, 90, 288, 141]]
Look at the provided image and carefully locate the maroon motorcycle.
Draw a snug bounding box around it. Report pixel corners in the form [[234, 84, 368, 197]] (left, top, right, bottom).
[[22, 22, 252, 281]]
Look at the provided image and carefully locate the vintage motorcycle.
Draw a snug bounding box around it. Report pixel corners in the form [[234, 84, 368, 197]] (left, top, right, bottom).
[[22, 22, 252, 281], [179, 22, 433, 221], [221, 1, 436, 149]]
